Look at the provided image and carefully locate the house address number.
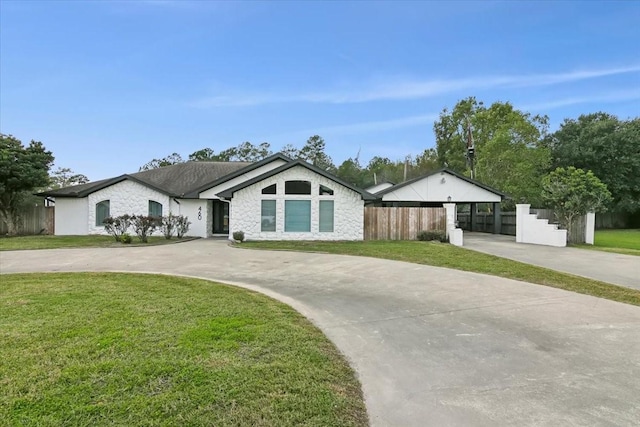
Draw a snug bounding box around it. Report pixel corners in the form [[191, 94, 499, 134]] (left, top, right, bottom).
[[197, 206, 202, 220]]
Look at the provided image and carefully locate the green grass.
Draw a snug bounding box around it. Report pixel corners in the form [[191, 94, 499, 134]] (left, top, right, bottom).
[[0, 273, 367, 427], [0, 235, 191, 251], [592, 229, 640, 255], [242, 240, 640, 306]]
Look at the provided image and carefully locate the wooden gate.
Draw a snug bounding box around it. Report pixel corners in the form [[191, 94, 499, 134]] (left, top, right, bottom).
[[364, 207, 446, 240]]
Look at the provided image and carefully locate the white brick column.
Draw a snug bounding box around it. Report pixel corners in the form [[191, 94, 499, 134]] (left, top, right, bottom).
[[585, 212, 595, 245], [515, 204, 530, 243], [443, 203, 463, 246]]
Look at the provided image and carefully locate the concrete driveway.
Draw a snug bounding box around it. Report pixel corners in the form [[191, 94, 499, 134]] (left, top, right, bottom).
[[2, 240, 639, 426], [463, 232, 640, 290]]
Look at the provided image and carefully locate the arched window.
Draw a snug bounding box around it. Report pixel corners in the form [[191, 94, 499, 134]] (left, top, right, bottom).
[[285, 180, 311, 195], [319, 184, 334, 196], [149, 200, 163, 217], [95, 200, 110, 226], [262, 184, 276, 194]]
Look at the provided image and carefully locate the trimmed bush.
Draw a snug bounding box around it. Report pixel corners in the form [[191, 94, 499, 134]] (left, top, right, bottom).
[[175, 215, 191, 239], [131, 215, 158, 243], [103, 214, 132, 242], [120, 233, 132, 244], [417, 230, 447, 243], [232, 231, 245, 243], [161, 213, 177, 240]]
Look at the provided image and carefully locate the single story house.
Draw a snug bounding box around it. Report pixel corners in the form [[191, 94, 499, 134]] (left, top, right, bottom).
[[38, 153, 376, 240], [38, 156, 505, 240]]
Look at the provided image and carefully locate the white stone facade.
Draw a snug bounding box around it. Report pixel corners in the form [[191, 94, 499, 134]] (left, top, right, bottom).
[[87, 180, 173, 235], [229, 165, 364, 241], [55, 181, 208, 238]]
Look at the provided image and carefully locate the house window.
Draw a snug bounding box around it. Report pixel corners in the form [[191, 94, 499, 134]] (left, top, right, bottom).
[[285, 200, 311, 232], [285, 180, 311, 195], [319, 200, 334, 232], [262, 184, 276, 194], [149, 200, 163, 217], [261, 200, 276, 232], [95, 200, 110, 226], [319, 184, 334, 196]]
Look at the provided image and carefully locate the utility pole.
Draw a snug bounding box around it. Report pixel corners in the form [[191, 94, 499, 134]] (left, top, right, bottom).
[[466, 119, 476, 179]]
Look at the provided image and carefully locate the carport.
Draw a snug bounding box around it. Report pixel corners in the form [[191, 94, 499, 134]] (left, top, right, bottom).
[[370, 168, 506, 234]]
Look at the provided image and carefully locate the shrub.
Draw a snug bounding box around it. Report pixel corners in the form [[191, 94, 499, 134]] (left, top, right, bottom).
[[160, 213, 177, 240], [175, 215, 191, 239], [120, 233, 132, 244], [232, 230, 245, 243], [131, 215, 158, 243], [417, 229, 447, 242], [103, 214, 132, 242]]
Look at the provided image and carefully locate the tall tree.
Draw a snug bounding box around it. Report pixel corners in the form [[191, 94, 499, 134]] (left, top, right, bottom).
[[414, 148, 439, 176], [280, 144, 300, 159], [434, 97, 551, 207], [48, 167, 89, 189], [139, 153, 184, 171], [299, 135, 335, 172], [188, 148, 220, 162], [336, 158, 366, 187], [227, 141, 272, 162], [546, 113, 640, 214], [542, 166, 612, 243], [0, 134, 54, 235], [365, 156, 394, 185]]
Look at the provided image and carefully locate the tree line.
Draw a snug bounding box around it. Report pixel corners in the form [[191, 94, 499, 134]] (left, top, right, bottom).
[[2, 96, 638, 235], [139, 97, 638, 216]]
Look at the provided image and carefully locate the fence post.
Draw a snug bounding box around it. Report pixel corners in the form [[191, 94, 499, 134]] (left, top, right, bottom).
[[585, 212, 595, 245], [493, 202, 501, 234]]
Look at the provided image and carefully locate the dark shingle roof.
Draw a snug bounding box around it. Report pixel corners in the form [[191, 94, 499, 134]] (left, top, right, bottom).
[[183, 153, 292, 197], [132, 161, 251, 196], [37, 161, 251, 198]]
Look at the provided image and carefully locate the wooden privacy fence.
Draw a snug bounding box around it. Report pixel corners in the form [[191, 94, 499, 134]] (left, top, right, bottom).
[[364, 207, 446, 240], [0, 205, 54, 235]]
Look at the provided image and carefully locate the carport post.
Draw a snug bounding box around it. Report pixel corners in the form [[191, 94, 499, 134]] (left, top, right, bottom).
[[470, 203, 477, 232], [493, 202, 501, 234]]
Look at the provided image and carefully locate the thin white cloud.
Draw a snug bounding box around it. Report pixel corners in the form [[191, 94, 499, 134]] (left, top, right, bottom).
[[312, 113, 439, 135], [522, 89, 640, 112], [190, 64, 640, 108], [267, 113, 439, 146]]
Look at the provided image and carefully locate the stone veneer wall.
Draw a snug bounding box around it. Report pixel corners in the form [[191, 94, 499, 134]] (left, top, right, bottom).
[[87, 180, 172, 235], [229, 166, 364, 240]]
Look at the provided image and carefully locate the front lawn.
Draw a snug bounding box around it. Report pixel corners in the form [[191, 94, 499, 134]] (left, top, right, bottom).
[[0, 235, 191, 251], [0, 273, 367, 426], [242, 240, 640, 306], [592, 229, 640, 255]]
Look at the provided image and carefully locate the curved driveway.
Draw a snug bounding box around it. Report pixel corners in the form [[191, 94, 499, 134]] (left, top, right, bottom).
[[2, 240, 639, 426]]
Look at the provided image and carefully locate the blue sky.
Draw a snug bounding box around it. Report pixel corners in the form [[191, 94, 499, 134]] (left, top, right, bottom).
[[1, 0, 639, 181]]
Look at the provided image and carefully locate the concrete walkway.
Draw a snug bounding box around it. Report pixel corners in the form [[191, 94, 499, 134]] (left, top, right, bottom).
[[1, 240, 639, 426], [463, 232, 640, 290]]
